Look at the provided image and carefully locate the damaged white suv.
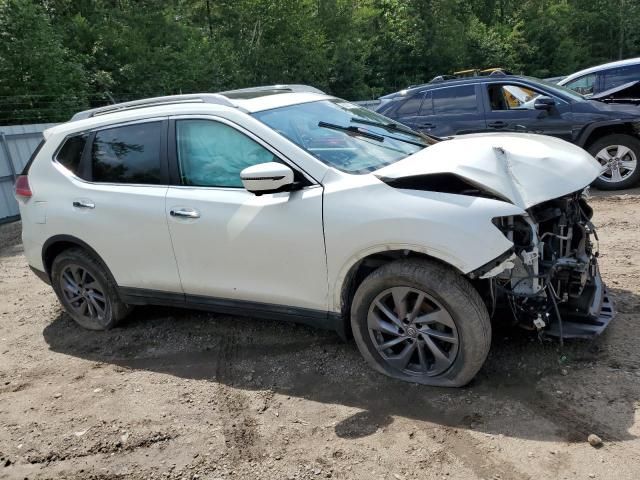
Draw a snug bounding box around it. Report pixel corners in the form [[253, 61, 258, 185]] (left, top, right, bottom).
[[16, 85, 614, 387]]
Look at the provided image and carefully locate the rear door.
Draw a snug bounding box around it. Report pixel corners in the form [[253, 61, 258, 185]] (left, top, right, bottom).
[[481, 82, 574, 142], [413, 84, 485, 136], [50, 119, 182, 293]]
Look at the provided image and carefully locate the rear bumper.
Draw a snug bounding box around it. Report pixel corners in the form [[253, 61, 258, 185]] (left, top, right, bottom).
[[547, 270, 615, 339]]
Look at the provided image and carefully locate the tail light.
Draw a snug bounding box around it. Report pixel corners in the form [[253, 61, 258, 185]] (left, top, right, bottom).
[[15, 175, 32, 199]]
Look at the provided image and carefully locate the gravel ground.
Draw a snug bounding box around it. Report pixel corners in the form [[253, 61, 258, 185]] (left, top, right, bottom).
[[0, 190, 639, 480]]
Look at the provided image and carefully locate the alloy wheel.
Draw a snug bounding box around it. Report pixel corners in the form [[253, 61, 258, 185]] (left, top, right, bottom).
[[60, 264, 109, 325], [367, 286, 459, 376], [595, 144, 637, 184]]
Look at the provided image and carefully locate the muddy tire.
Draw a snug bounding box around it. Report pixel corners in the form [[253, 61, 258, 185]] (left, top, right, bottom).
[[350, 259, 491, 387], [588, 134, 640, 190], [51, 248, 131, 330]]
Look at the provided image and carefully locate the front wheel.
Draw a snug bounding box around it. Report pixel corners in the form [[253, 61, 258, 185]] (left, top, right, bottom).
[[588, 134, 640, 190], [350, 259, 491, 387]]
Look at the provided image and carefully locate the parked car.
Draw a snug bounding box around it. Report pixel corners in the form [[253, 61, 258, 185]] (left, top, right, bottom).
[[16, 85, 613, 387], [377, 73, 640, 190], [558, 57, 640, 98]]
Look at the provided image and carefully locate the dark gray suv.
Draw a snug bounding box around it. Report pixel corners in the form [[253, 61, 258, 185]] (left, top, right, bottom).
[[377, 73, 640, 190]]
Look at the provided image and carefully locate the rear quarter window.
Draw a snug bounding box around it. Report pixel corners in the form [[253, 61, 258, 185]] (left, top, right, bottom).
[[395, 94, 424, 116], [56, 134, 88, 176]]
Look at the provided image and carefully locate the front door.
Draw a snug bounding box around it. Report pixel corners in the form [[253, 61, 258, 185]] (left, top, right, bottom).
[[482, 82, 574, 142], [165, 116, 328, 314]]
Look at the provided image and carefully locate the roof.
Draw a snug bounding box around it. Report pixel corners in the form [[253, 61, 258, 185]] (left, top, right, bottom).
[[559, 57, 640, 85], [46, 86, 332, 138], [69, 85, 329, 121], [379, 74, 525, 100]]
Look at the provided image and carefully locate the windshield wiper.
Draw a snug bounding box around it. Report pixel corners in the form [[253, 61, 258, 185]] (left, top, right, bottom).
[[350, 117, 416, 135], [317, 121, 385, 142], [349, 118, 433, 147], [350, 117, 440, 145]]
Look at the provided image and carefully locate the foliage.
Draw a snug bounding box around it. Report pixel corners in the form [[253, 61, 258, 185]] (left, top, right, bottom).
[[1, 0, 640, 122]]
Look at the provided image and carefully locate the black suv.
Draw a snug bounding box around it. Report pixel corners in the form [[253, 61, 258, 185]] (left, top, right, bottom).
[[377, 74, 640, 190]]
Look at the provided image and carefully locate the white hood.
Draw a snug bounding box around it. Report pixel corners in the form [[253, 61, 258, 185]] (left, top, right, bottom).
[[375, 133, 601, 209]]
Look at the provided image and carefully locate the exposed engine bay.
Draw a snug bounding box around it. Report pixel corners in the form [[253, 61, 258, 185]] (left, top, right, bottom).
[[478, 190, 614, 339]]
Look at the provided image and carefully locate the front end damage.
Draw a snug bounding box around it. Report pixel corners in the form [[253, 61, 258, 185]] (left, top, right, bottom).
[[375, 132, 615, 340], [471, 190, 615, 340]]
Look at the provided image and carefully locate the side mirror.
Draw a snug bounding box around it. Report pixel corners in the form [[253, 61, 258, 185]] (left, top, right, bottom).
[[534, 96, 555, 110], [240, 162, 294, 195]]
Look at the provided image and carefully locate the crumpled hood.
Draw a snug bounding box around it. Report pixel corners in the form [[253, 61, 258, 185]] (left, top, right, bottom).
[[375, 132, 602, 209]]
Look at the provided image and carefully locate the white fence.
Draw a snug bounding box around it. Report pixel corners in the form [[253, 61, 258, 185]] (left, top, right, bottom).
[[0, 123, 57, 223]]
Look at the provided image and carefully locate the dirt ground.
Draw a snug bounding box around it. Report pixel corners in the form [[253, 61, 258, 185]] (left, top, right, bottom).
[[0, 189, 639, 480]]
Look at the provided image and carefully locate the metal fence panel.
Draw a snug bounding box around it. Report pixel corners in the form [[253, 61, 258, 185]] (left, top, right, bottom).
[[0, 123, 58, 223]]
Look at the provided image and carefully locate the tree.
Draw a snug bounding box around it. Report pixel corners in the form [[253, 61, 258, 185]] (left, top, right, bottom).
[[0, 0, 88, 123]]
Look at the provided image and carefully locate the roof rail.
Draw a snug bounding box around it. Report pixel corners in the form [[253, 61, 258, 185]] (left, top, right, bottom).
[[429, 75, 457, 83], [429, 68, 512, 84], [70, 93, 236, 121], [219, 84, 325, 98]]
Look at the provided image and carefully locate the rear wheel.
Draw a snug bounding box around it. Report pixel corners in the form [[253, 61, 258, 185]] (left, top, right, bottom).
[[350, 259, 491, 387], [588, 134, 640, 190], [51, 248, 130, 330]]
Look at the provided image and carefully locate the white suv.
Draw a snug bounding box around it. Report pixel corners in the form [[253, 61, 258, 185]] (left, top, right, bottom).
[[16, 85, 614, 387]]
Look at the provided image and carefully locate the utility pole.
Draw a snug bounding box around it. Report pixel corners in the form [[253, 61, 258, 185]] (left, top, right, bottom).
[[206, 0, 213, 39], [619, 0, 625, 59]]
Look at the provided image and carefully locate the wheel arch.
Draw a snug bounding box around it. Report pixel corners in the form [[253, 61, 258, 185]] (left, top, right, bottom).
[[42, 235, 116, 286], [578, 120, 640, 149], [334, 246, 465, 337]]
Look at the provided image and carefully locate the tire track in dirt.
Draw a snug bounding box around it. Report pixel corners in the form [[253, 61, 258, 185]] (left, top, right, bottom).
[[214, 330, 262, 461], [498, 384, 626, 443], [440, 427, 533, 480]]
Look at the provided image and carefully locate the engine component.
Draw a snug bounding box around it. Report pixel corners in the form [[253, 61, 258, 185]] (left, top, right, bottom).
[[487, 190, 612, 339]]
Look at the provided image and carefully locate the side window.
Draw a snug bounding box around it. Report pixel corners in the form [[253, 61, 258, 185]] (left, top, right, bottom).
[[602, 65, 640, 90], [176, 119, 276, 188], [419, 92, 434, 115], [91, 122, 162, 184], [395, 94, 424, 117], [56, 134, 88, 175], [564, 74, 596, 96], [432, 86, 478, 114], [488, 84, 540, 110]]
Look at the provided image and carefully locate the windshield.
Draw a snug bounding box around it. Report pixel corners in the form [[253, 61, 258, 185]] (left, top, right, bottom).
[[524, 76, 586, 102], [253, 99, 428, 174]]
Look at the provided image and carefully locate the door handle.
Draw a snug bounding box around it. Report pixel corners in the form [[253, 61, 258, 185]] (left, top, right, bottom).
[[72, 200, 95, 209], [488, 121, 507, 128], [421, 123, 436, 129], [170, 208, 200, 219]]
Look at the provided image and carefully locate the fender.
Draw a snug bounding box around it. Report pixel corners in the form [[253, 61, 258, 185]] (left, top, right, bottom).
[[575, 119, 640, 147], [330, 242, 467, 313]]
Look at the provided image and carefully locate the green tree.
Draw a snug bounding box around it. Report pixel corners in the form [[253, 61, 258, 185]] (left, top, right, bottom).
[[0, 0, 88, 123]]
